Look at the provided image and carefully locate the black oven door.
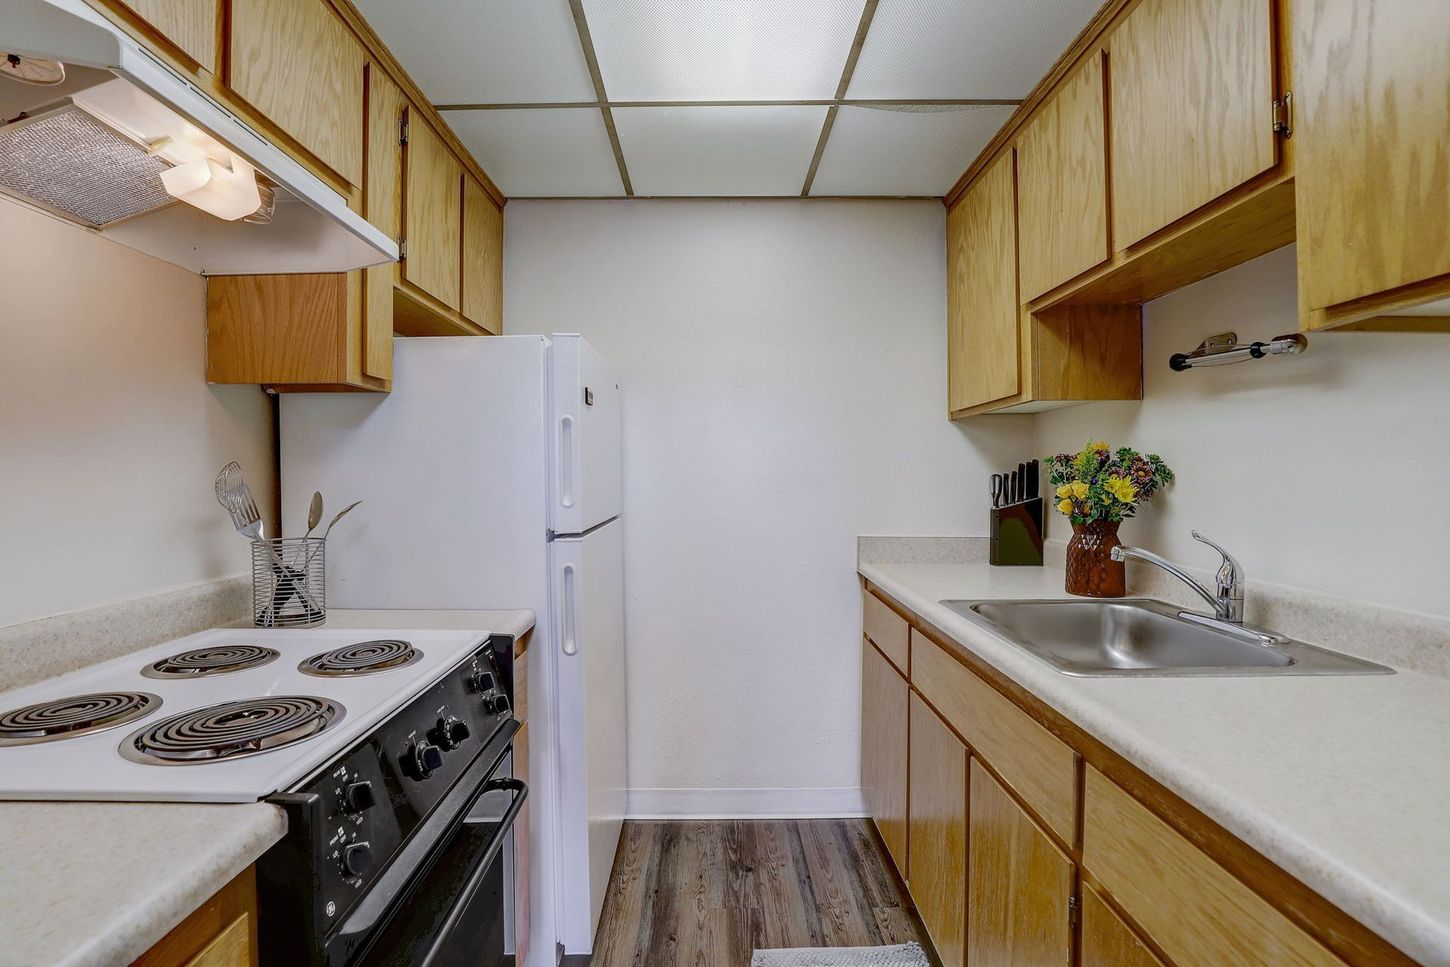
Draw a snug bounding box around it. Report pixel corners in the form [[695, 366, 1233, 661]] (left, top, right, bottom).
[[343, 748, 527, 967]]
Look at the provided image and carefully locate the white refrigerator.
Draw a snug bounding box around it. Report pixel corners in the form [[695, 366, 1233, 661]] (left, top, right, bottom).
[[279, 334, 626, 962]]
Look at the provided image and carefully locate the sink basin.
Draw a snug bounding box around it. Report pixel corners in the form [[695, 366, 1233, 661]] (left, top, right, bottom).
[[941, 598, 1393, 677]]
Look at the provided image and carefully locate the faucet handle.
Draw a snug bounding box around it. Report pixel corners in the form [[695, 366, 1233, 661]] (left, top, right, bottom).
[[1191, 530, 1243, 594]]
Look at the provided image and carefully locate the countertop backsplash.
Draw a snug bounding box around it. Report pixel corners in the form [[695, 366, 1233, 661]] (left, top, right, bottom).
[[0, 577, 251, 693]]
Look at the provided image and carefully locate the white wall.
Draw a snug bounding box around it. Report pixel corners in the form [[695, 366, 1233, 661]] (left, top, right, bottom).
[[0, 200, 275, 627], [506, 199, 1029, 814], [1036, 245, 1450, 619]]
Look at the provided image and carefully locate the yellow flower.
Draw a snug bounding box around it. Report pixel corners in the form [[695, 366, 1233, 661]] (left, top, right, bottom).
[[1057, 498, 1074, 515], [1056, 484, 1073, 499], [1070, 481, 1090, 499], [1104, 475, 1137, 503], [1090, 440, 1110, 453]]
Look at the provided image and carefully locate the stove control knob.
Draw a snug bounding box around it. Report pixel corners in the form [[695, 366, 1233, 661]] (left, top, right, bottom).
[[432, 715, 471, 751], [341, 841, 374, 879], [342, 780, 376, 814], [470, 670, 496, 694], [406, 741, 444, 780], [483, 692, 512, 716]]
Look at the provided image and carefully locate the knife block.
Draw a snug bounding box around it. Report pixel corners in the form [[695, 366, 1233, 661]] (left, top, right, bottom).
[[990, 497, 1045, 566]]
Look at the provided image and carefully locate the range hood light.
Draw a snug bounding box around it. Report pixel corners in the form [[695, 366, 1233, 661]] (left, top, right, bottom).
[[160, 153, 260, 221]]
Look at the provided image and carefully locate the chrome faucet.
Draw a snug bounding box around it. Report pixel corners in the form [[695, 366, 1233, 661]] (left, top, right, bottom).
[[1111, 531, 1244, 623]]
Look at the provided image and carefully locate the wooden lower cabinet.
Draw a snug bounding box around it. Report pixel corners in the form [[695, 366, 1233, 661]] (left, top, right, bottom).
[[906, 693, 968, 967], [1081, 882, 1163, 967], [1083, 768, 1341, 965], [134, 867, 257, 966], [861, 640, 909, 872], [858, 581, 1405, 967], [967, 761, 1073, 967]]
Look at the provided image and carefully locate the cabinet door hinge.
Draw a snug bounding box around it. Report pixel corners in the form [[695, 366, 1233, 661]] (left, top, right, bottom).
[[1068, 894, 1080, 927], [398, 239, 407, 260], [1272, 91, 1293, 138], [398, 118, 409, 146]]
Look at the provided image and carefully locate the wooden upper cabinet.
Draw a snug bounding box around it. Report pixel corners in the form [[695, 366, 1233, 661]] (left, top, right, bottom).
[[1016, 52, 1109, 300], [1109, 0, 1277, 249], [229, 0, 365, 187], [907, 695, 967, 967], [947, 153, 1019, 414], [861, 640, 908, 876], [112, 0, 219, 72], [967, 761, 1073, 967], [362, 63, 405, 382], [462, 177, 505, 335], [403, 111, 463, 312], [1293, 0, 1450, 326]]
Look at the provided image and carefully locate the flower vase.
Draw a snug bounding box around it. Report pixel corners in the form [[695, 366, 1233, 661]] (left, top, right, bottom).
[[1065, 520, 1126, 597]]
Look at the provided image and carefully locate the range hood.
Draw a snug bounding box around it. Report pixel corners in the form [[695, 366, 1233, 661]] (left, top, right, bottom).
[[0, 0, 397, 275]]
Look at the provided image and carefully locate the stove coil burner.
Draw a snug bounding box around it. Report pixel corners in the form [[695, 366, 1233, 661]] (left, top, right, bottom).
[[142, 645, 281, 679], [0, 691, 161, 746], [299, 639, 422, 677], [121, 696, 344, 765]]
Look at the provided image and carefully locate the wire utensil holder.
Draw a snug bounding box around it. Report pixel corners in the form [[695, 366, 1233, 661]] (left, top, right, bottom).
[[252, 538, 326, 628]]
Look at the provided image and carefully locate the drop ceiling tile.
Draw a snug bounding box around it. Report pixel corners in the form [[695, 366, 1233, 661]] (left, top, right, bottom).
[[350, 0, 595, 104], [848, 0, 1104, 99], [612, 105, 828, 196], [582, 0, 863, 101], [810, 104, 1017, 196], [445, 110, 624, 197]]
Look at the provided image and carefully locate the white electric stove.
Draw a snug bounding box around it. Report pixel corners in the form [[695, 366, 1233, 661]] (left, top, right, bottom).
[[0, 626, 494, 802]]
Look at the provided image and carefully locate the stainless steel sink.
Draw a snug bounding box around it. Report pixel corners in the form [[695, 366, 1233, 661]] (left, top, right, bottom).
[[940, 598, 1393, 677]]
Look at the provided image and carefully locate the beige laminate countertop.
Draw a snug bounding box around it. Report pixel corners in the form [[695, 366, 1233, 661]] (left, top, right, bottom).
[[0, 608, 534, 967], [860, 560, 1450, 965]]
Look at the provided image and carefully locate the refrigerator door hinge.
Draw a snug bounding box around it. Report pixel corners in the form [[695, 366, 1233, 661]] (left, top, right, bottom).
[[1068, 894, 1080, 927], [1272, 92, 1293, 138], [399, 118, 409, 146]]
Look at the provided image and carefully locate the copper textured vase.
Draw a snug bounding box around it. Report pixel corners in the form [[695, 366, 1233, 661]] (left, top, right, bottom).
[[1065, 520, 1126, 597]]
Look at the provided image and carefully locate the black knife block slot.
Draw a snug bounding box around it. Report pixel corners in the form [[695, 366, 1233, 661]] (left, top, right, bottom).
[[990, 497, 1044, 566]]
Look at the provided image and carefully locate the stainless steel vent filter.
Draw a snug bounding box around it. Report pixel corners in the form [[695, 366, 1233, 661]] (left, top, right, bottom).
[[0, 101, 174, 228]]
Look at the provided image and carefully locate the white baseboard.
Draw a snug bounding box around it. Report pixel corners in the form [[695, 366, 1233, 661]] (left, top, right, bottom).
[[627, 786, 867, 820]]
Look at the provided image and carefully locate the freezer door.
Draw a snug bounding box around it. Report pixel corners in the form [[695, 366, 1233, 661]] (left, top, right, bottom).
[[550, 335, 622, 535], [550, 518, 626, 952]]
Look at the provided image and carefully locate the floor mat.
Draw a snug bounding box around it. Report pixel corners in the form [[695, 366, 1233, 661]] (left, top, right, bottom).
[[750, 942, 930, 967]]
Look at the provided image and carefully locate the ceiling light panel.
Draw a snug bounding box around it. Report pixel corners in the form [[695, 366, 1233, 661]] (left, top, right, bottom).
[[613, 105, 828, 196], [848, 0, 1104, 99], [810, 105, 1017, 196], [582, 0, 864, 101], [350, 0, 595, 103], [445, 110, 624, 197]]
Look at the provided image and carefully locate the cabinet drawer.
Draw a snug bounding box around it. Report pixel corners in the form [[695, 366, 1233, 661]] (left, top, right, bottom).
[[1083, 768, 1342, 966], [911, 636, 1076, 842], [862, 591, 909, 674]]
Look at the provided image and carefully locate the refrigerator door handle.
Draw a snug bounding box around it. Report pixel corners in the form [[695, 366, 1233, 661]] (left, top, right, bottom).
[[561, 562, 578, 656], [558, 415, 576, 510]]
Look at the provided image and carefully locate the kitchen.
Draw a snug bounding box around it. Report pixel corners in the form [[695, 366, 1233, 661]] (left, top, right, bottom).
[[1, 0, 1447, 965]]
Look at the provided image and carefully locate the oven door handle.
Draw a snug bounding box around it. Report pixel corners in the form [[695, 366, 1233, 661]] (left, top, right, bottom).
[[429, 777, 528, 945], [334, 721, 519, 949]]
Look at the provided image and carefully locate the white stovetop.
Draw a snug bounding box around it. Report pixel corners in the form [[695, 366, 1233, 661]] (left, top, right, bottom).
[[0, 625, 491, 802]]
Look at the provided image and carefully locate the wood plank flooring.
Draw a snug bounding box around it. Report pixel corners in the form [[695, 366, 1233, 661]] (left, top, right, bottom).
[[591, 819, 929, 966]]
